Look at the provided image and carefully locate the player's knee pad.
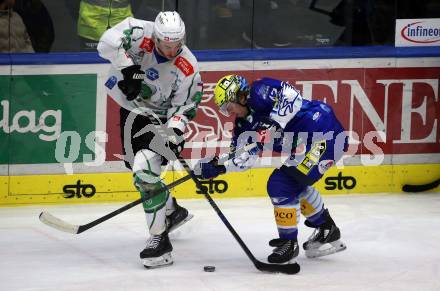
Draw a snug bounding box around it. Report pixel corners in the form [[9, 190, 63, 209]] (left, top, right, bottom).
[[299, 186, 324, 218], [134, 170, 169, 213], [132, 150, 168, 213], [274, 204, 300, 239], [267, 171, 302, 239], [132, 149, 162, 174]]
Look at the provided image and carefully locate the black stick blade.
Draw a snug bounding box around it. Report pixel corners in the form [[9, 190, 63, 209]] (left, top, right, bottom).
[[402, 179, 440, 193], [255, 261, 300, 275]]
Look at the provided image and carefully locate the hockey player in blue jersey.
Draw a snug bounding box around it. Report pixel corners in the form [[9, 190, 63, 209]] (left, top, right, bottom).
[[196, 75, 347, 265]]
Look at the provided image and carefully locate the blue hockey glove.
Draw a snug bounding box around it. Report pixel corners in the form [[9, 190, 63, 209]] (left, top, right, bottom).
[[199, 157, 226, 179]]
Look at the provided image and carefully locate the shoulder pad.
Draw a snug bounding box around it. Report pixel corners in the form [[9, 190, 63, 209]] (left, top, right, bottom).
[[174, 56, 194, 76]]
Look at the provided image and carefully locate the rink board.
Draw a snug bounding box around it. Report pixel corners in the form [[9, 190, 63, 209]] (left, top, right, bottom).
[[1, 163, 439, 206], [1, 53, 439, 206]]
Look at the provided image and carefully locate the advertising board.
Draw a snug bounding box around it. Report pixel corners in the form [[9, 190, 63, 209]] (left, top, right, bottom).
[[1, 57, 439, 205], [395, 18, 440, 47]]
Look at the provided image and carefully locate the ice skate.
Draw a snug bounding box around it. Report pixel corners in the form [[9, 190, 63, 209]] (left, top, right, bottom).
[[267, 238, 299, 264], [166, 197, 193, 233], [140, 232, 173, 268], [303, 209, 346, 258]]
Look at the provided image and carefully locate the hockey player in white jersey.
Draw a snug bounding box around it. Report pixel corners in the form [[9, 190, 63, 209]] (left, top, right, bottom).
[[97, 11, 203, 268], [196, 75, 347, 267]]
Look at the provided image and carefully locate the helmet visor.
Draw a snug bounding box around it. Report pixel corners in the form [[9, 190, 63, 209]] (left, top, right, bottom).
[[219, 101, 232, 117]]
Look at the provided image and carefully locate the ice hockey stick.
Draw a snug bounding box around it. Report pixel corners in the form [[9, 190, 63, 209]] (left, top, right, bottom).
[[402, 178, 440, 193], [145, 109, 300, 274], [39, 174, 192, 234], [174, 150, 300, 275], [39, 140, 257, 234]]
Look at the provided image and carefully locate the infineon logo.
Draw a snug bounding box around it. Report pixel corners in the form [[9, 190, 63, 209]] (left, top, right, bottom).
[[401, 21, 440, 43], [396, 18, 440, 47]]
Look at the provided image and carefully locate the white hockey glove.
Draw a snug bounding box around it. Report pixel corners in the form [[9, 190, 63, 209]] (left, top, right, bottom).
[[166, 127, 185, 155]]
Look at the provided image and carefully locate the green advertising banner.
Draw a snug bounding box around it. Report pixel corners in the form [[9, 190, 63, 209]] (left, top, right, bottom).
[[0, 74, 97, 164], [0, 74, 11, 166]]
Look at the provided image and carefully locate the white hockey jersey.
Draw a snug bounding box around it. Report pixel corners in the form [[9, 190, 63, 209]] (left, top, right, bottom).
[[97, 17, 203, 132]]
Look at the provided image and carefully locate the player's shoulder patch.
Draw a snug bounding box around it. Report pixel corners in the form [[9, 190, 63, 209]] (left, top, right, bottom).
[[174, 56, 194, 77], [105, 76, 117, 89], [139, 37, 155, 53]]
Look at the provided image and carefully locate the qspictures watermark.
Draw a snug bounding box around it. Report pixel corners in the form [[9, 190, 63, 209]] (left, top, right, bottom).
[[53, 108, 387, 175]]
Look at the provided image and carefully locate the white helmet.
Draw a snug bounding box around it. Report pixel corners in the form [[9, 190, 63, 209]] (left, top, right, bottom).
[[153, 11, 186, 42]]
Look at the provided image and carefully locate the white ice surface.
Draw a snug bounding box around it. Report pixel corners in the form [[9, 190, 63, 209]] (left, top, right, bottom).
[[1, 193, 440, 291]]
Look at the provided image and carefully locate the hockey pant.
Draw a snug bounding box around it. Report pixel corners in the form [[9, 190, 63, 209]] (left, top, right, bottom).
[[119, 106, 169, 170]]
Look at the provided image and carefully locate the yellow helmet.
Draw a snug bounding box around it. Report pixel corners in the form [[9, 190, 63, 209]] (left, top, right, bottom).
[[214, 75, 250, 115]]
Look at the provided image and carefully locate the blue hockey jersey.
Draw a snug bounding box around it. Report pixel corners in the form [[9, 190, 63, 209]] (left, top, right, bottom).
[[225, 77, 346, 174]]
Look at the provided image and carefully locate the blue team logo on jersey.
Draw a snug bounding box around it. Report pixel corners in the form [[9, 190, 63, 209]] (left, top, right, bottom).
[[146, 68, 159, 80], [105, 76, 117, 89], [278, 98, 297, 116], [277, 83, 300, 117]]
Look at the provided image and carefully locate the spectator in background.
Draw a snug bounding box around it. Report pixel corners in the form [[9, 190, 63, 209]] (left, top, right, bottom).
[[222, 0, 345, 49], [75, 0, 141, 51], [0, 0, 34, 53], [13, 0, 54, 52]]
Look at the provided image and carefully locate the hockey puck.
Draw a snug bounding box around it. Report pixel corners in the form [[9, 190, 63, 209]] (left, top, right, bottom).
[[203, 265, 215, 272]]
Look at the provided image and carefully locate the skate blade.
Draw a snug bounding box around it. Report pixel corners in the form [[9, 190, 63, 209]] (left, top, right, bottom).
[[305, 240, 347, 258], [142, 252, 173, 269], [168, 214, 194, 233]]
